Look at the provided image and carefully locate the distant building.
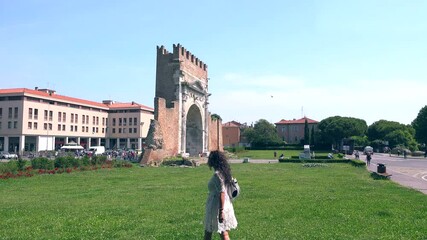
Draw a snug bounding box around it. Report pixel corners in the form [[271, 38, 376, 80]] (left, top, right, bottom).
[[222, 121, 249, 147], [275, 117, 319, 144], [0, 88, 154, 154]]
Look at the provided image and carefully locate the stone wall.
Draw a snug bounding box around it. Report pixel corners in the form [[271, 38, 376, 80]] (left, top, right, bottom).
[[140, 97, 180, 165], [208, 116, 223, 152]]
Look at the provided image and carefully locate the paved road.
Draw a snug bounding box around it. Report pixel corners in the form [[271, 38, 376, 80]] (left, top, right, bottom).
[[364, 153, 427, 194]]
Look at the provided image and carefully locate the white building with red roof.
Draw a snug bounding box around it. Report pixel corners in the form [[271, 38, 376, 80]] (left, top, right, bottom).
[[275, 117, 319, 144], [0, 88, 154, 154]]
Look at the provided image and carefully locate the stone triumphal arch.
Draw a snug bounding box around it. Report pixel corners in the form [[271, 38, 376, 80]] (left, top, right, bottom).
[[141, 44, 222, 164]]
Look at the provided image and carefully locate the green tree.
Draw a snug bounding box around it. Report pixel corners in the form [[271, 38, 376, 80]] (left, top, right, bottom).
[[384, 130, 418, 151], [244, 119, 282, 148], [368, 120, 413, 141], [310, 125, 315, 145], [318, 116, 367, 146], [368, 120, 416, 149], [350, 135, 369, 147], [304, 118, 309, 145], [412, 105, 427, 144]]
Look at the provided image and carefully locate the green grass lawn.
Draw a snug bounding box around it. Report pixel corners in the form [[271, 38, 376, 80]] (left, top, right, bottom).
[[0, 163, 426, 239]]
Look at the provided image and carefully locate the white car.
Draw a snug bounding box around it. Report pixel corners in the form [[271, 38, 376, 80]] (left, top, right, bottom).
[[0, 152, 18, 159]]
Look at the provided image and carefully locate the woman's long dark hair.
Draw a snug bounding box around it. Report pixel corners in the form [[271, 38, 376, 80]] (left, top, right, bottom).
[[208, 150, 232, 185]]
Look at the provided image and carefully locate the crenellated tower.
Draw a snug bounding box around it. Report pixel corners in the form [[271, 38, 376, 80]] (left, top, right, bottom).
[[142, 44, 222, 165]]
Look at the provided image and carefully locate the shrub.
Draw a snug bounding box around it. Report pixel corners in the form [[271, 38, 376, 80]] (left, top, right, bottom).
[[350, 159, 366, 167], [81, 156, 90, 166], [0, 161, 18, 174], [17, 158, 26, 171], [31, 157, 54, 170], [112, 159, 133, 168], [279, 159, 350, 164], [411, 151, 424, 157]]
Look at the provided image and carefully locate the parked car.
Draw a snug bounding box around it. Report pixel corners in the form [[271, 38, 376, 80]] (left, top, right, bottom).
[[0, 152, 18, 159]]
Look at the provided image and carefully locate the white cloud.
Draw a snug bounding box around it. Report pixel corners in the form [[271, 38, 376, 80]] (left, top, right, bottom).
[[209, 74, 427, 125]]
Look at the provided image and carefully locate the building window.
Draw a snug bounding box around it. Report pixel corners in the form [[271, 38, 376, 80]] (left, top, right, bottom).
[[86, 126, 88, 132], [82, 126, 85, 132], [8, 107, 12, 119], [44, 123, 47, 130], [82, 115, 85, 124], [86, 115, 89, 124], [96, 117, 99, 125], [49, 111, 53, 121], [58, 111, 62, 122], [96, 127, 98, 133], [106, 118, 108, 126], [113, 118, 116, 126], [119, 118, 122, 126], [134, 117, 137, 126], [13, 121, 17, 129], [70, 125, 73, 131], [0, 122, 2, 129], [118, 128, 122, 133], [129, 128, 132, 133], [14, 107, 18, 119], [34, 122, 38, 130], [123, 118, 127, 126], [123, 128, 126, 133], [58, 124, 61, 131], [62, 125, 65, 131], [134, 128, 137, 133], [48, 123, 52, 130], [75, 114, 78, 123], [0, 108, 2, 119], [92, 127, 95, 133], [71, 113, 74, 123], [29, 108, 33, 119], [102, 117, 105, 126], [63, 112, 66, 122], [102, 128, 104, 133], [34, 109, 38, 120], [93, 116, 95, 125], [28, 122, 32, 129], [44, 110, 48, 121], [7, 121, 11, 129], [129, 118, 132, 126], [112, 128, 116, 133]]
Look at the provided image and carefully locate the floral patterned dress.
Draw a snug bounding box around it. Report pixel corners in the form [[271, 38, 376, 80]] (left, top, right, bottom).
[[204, 171, 238, 233]]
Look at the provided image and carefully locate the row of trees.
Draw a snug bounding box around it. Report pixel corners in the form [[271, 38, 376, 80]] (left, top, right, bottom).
[[242, 105, 427, 151]]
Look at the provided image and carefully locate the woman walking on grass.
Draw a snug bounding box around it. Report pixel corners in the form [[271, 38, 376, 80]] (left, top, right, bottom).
[[204, 151, 237, 240]]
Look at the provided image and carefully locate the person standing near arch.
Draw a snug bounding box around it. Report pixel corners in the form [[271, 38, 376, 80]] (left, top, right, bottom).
[[204, 151, 238, 240]]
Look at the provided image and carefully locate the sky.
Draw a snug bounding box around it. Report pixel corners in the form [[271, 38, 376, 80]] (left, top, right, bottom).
[[1, 0, 426, 126]]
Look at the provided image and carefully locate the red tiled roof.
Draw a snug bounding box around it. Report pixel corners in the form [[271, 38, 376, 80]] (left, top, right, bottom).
[[223, 121, 243, 127], [275, 117, 318, 125], [0, 88, 153, 111], [108, 102, 154, 112]]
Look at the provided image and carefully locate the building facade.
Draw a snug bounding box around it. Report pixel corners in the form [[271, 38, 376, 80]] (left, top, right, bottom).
[[0, 88, 154, 154], [275, 117, 319, 144], [222, 121, 243, 147]]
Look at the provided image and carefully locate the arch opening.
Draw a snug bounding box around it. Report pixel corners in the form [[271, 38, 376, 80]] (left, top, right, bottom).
[[186, 104, 203, 156]]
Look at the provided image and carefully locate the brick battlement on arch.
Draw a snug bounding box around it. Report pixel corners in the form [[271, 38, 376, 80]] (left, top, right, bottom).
[[157, 43, 208, 81]]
